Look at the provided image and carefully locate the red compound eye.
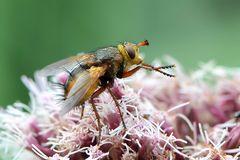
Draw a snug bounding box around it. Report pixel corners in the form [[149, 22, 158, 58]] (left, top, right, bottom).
[[125, 46, 135, 59]]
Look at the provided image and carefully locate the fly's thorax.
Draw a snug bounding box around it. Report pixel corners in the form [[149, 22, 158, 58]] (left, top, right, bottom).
[[117, 43, 143, 68], [100, 60, 123, 83], [95, 47, 119, 62]]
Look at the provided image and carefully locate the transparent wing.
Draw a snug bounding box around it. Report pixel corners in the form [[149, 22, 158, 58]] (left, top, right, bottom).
[[39, 54, 94, 76], [59, 66, 107, 115]]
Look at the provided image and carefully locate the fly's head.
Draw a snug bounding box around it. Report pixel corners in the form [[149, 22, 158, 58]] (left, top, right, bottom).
[[118, 40, 149, 67]]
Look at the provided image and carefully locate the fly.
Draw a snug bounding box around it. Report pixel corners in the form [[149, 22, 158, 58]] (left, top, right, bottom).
[[40, 40, 175, 143]]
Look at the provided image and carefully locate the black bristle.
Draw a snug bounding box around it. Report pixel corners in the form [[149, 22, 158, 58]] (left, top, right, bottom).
[[234, 111, 240, 119], [52, 82, 65, 87], [155, 64, 176, 69], [157, 70, 176, 78]]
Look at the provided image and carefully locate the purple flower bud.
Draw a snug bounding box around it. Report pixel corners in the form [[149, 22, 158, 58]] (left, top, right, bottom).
[[111, 83, 125, 99], [223, 126, 240, 149], [104, 111, 121, 130], [26, 135, 54, 157], [210, 106, 228, 123]]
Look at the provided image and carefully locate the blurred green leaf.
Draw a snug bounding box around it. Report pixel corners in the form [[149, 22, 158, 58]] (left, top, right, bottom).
[[1, 0, 240, 106]]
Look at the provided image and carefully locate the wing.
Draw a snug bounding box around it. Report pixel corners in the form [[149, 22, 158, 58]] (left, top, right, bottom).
[[59, 65, 107, 115], [39, 54, 95, 76]]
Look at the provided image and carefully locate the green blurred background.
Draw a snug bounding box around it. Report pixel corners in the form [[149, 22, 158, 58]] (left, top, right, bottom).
[[0, 0, 240, 106]]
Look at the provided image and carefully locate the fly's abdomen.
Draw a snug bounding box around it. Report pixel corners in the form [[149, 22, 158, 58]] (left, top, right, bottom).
[[64, 77, 77, 97], [63, 64, 85, 97]]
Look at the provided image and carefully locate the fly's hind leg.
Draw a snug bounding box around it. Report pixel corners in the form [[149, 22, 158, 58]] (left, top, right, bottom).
[[90, 86, 106, 144], [80, 103, 85, 119]]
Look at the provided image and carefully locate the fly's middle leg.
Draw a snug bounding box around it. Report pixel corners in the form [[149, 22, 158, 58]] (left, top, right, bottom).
[[106, 86, 127, 129]]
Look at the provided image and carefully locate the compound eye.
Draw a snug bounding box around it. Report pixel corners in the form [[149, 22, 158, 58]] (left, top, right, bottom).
[[125, 46, 135, 59]]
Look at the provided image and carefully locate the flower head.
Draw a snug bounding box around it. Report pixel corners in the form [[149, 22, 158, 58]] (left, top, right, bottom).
[[0, 58, 240, 159]]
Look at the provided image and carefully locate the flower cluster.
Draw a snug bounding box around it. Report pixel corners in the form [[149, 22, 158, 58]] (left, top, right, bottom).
[[0, 58, 239, 160]]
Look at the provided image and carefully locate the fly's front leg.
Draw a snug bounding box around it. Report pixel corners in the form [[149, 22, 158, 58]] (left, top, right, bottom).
[[121, 63, 175, 78], [142, 63, 175, 70], [141, 63, 176, 77], [90, 86, 106, 144], [121, 66, 141, 78]]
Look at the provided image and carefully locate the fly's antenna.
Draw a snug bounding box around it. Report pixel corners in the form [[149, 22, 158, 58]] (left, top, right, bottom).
[[137, 40, 149, 47]]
